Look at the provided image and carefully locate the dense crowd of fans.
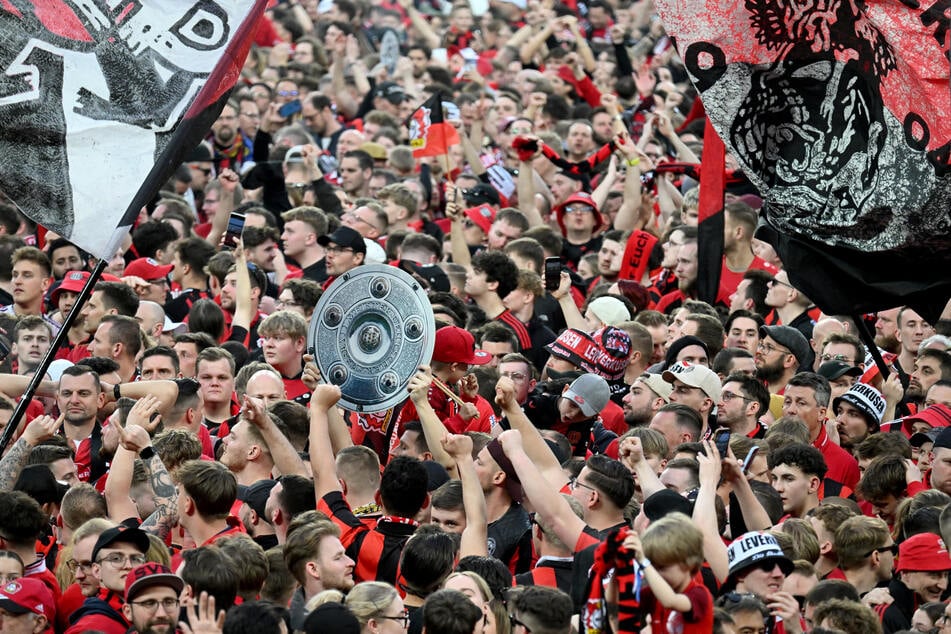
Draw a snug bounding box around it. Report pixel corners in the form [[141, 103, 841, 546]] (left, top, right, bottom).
[[0, 0, 950, 633]]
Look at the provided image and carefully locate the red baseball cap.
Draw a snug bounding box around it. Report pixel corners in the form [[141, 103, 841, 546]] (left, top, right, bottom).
[[50, 270, 90, 305], [124, 257, 174, 280], [463, 205, 496, 234], [125, 563, 185, 602], [432, 326, 491, 366], [0, 577, 56, 624], [896, 532, 951, 572]]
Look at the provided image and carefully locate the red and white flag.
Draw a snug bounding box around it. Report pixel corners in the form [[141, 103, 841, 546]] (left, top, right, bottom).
[[408, 93, 460, 158], [0, 0, 267, 259]]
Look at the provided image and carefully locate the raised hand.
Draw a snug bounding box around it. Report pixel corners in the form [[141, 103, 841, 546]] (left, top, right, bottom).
[[125, 395, 162, 433], [441, 433, 474, 460], [179, 591, 225, 634], [115, 422, 151, 454], [407, 367, 433, 404], [23, 414, 64, 447], [312, 384, 342, 410]]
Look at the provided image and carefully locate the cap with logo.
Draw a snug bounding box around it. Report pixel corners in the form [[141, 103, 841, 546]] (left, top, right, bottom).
[[896, 533, 951, 572], [832, 383, 886, 428], [50, 270, 91, 305], [562, 373, 610, 418], [124, 563, 185, 602], [124, 257, 174, 280], [662, 361, 722, 402], [544, 328, 600, 374], [725, 531, 794, 587], [463, 205, 496, 234], [0, 578, 55, 623]]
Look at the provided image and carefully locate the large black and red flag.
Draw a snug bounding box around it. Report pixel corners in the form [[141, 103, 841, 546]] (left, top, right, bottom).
[[408, 92, 460, 158], [0, 0, 267, 259], [654, 0, 951, 321]]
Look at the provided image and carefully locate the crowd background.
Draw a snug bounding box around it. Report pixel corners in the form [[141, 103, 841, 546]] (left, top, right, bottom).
[[0, 0, 951, 633]]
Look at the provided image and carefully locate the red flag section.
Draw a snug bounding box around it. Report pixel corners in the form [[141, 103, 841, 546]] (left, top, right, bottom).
[[696, 117, 725, 305], [654, 0, 951, 320], [408, 93, 461, 158], [0, 0, 268, 260]]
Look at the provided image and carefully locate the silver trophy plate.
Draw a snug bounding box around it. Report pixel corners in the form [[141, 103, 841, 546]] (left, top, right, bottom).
[[307, 264, 435, 412]]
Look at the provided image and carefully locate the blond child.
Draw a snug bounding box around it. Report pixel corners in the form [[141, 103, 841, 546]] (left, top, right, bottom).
[[623, 512, 714, 633]]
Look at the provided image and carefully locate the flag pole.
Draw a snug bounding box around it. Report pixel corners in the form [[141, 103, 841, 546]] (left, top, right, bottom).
[[851, 312, 892, 382], [0, 259, 107, 455]]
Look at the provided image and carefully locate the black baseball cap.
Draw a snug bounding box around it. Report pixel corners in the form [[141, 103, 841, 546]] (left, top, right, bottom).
[[318, 226, 367, 254], [237, 479, 277, 518], [92, 526, 150, 562], [818, 361, 862, 381]]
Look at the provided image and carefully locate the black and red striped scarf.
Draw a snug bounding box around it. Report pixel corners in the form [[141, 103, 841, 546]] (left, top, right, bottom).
[[581, 526, 645, 634]]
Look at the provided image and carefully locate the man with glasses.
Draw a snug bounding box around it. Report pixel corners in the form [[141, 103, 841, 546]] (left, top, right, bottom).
[[756, 325, 811, 395], [121, 563, 185, 634], [662, 361, 721, 437], [715, 373, 771, 438], [124, 257, 174, 305], [553, 191, 606, 271], [66, 526, 150, 633], [341, 204, 388, 241], [817, 332, 865, 373], [723, 531, 801, 632], [318, 226, 366, 285]]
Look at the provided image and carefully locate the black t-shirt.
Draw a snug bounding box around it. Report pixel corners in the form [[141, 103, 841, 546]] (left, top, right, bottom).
[[562, 234, 603, 270], [487, 503, 533, 574]]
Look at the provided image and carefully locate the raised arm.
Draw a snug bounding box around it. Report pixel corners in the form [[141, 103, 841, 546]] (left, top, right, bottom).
[[0, 414, 63, 490], [231, 244, 254, 333], [693, 440, 729, 582], [310, 385, 344, 499], [654, 112, 699, 164], [442, 433, 487, 557], [101, 381, 179, 416], [495, 378, 566, 489], [617, 436, 664, 500], [399, 0, 440, 49], [551, 271, 586, 331], [205, 169, 240, 248], [243, 395, 307, 477], [721, 448, 773, 532], [498, 429, 586, 552], [408, 367, 455, 472], [611, 120, 653, 232], [447, 185, 472, 269], [104, 398, 164, 523], [114, 420, 179, 540]]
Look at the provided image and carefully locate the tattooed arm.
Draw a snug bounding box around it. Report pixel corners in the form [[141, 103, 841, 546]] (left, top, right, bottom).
[[114, 422, 178, 538], [139, 453, 179, 539], [0, 414, 64, 490]]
